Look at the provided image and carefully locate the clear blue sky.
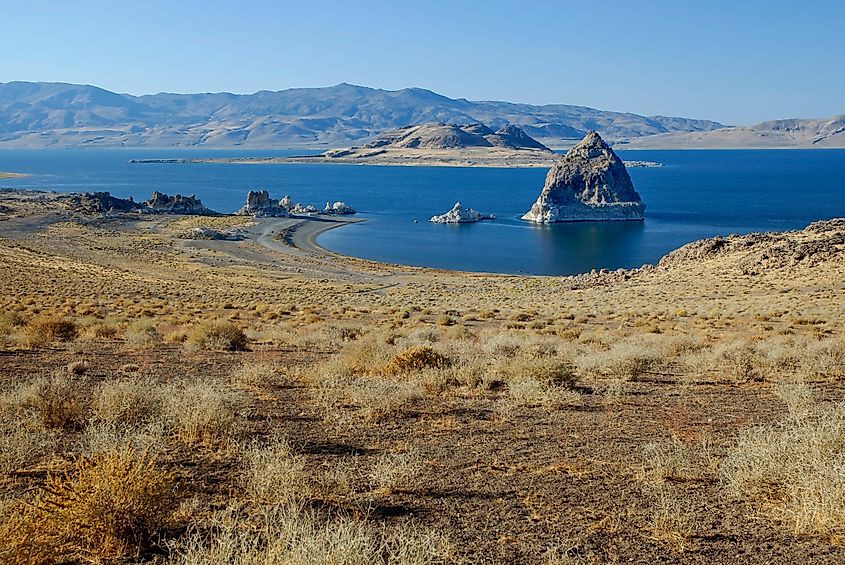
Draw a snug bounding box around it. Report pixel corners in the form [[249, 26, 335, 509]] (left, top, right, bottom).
[[2, 0, 842, 125]]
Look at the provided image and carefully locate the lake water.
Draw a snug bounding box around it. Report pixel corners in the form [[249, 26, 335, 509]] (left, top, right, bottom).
[[1, 148, 844, 275]]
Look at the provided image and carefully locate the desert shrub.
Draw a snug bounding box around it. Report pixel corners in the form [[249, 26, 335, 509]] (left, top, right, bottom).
[[383, 345, 450, 376], [0, 447, 177, 564], [639, 436, 718, 485], [713, 341, 760, 382], [721, 399, 845, 536], [186, 320, 248, 351], [482, 334, 523, 358], [93, 377, 163, 427], [802, 338, 845, 378], [0, 425, 57, 476], [81, 421, 167, 457], [173, 505, 452, 565], [369, 451, 423, 494], [230, 362, 278, 388], [164, 381, 243, 446], [124, 319, 161, 349], [348, 380, 422, 422], [83, 320, 120, 339], [14, 373, 88, 430], [241, 433, 311, 506], [0, 311, 26, 331], [501, 357, 577, 388], [332, 336, 395, 376], [23, 315, 78, 347], [498, 379, 582, 419], [577, 340, 662, 380]]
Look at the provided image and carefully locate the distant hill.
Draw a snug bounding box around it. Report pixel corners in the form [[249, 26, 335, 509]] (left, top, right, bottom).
[[363, 123, 552, 151], [0, 81, 725, 149], [620, 114, 845, 149]]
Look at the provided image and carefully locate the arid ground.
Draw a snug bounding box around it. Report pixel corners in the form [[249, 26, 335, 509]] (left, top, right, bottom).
[[1, 189, 844, 564]]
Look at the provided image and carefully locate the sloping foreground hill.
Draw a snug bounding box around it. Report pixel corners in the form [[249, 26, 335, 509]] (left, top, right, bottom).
[[0, 80, 724, 148], [1, 188, 845, 562]]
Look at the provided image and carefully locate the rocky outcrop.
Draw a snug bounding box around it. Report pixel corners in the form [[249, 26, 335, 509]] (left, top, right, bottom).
[[145, 191, 217, 215], [176, 227, 244, 240], [522, 132, 645, 223], [492, 125, 551, 151], [66, 192, 143, 214], [235, 190, 290, 217], [290, 203, 319, 214], [658, 219, 845, 274], [65, 191, 218, 216], [323, 201, 356, 215], [363, 123, 552, 152], [430, 202, 495, 224]]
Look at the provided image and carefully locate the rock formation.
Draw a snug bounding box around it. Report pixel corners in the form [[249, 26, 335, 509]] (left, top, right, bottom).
[[65, 191, 218, 216], [430, 202, 495, 224], [323, 201, 356, 215], [363, 123, 552, 152], [144, 191, 216, 215], [176, 227, 244, 241], [522, 131, 645, 223], [290, 203, 319, 214], [235, 190, 290, 217]]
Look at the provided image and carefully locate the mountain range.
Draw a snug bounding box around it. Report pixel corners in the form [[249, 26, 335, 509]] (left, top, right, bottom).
[[0, 81, 725, 149], [0, 81, 841, 149]]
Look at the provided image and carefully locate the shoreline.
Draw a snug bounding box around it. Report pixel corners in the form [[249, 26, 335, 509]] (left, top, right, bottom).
[[0, 172, 28, 179], [127, 156, 664, 169], [245, 215, 364, 257]]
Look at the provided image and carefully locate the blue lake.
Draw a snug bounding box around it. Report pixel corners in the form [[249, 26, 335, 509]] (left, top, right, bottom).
[[1, 148, 844, 275]]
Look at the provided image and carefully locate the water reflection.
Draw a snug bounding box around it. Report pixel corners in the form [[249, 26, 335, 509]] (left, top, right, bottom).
[[528, 221, 647, 272]]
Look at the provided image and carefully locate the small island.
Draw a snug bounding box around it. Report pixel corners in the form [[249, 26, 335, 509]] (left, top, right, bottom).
[[430, 202, 495, 224], [522, 131, 646, 222]]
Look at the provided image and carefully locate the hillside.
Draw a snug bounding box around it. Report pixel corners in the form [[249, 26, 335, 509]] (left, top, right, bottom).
[[0, 81, 725, 148], [363, 123, 552, 151], [1, 188, 845, 562], [619, 114, 845, 148]]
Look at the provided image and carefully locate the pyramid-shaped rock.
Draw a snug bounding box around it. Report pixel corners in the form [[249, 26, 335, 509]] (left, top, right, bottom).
[[522, 131, 645, 222]]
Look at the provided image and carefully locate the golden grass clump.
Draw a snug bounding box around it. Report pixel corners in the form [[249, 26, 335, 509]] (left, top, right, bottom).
[[185, 320, 248, 351], [124, 318, 162, 350], [721, 394, 845, 537], [383, 345, 450, 376], [173, 505, 453, 565], [93, 377, 163, 427], [230, 362, 279, 388], [0, 447, 177, 564], [23, 315, 78, 347], [14, 373, 88, 430], [241, 433, 311, 506], [164, 381, 243, 446]]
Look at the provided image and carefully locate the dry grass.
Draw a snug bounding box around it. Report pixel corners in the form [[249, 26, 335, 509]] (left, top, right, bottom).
[[0, 447, 177, 564], [185, 320, 248, 351], [10, 373, 89, 430], [164, 380, 244, 447], [383, 345, 450, 376], [173, 505, 453, 565], [22, 315, 78, 347], [241, 432, 311, 506], [369, 450, 424, 495], [93, 376, 163, 426], [722, 393, 845, 537]]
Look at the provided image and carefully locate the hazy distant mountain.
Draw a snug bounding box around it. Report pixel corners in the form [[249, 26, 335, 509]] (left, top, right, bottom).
[[619, 115, 845, 149], [0, 81, 727, 149]]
